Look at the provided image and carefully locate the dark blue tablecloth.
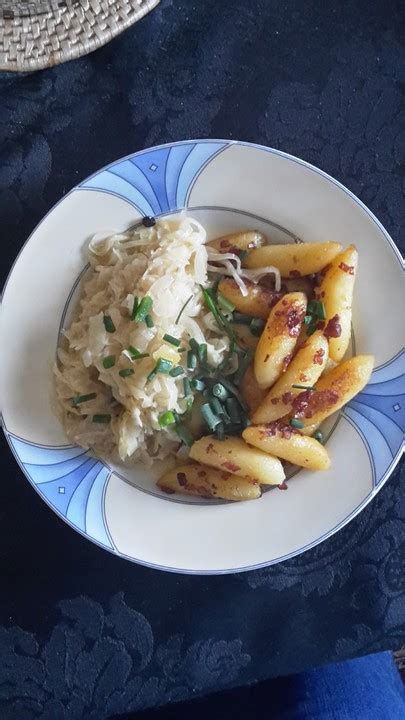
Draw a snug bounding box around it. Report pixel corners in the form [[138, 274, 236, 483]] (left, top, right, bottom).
[[0, 1, 404, 718]]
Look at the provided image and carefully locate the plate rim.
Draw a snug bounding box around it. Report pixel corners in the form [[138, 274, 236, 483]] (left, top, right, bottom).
[[1, 138, 404, 575]]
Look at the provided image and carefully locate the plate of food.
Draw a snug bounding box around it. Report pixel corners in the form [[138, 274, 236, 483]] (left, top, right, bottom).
[[1, 140, 403, 573]]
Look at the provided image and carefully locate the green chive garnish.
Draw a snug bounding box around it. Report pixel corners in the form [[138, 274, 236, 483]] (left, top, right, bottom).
[[250, 318, 265, 336], [133, 296, 153, 323], [127, 346, 149, 360], [163, 334, 181, 347], [147, 369, 157, 382], [72, 392, 97, 405], [103, 315, 116, 333], [292, 384, 315, 390], [156, 358, 173, 374], [201, 402, 222, 430], [303, 315, 312, 325], [92, 414, 111, 423], [317, 302, 326, 320], [102, 355, 116, 369], [175, 295, 193, 325], [217, 293, 235, 313], [226, 397, 240, 424], [191, 378, 205, 392], [169, 366, 184, 378], [183, 377, 191, 396], [215, 422, 225, 440], [233, 348, 254, 386], [212, 383, 229, 401], [210, 397, 224, 416], [289, 418, 305, 429], [306, 324, 317, 336], [145, 314, 154, 328], [131, 296, 139, 321], [198, 343, 208, 365], [314, 430, 323, 442], [189, 338, 199, 354], [119, 368, 135, 378], [159, 411, 176, 428], [187, 350, 197, 370]]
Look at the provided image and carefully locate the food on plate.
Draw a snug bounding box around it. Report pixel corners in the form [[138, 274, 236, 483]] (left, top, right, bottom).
[[315, 245, 358, 362], [218, 277, 281, 319], [290, 355, 374, 430], [189, 435, 285, 485], [54, 214, 373, 502], [252, 331, 329, 423], [244, 241, 342, 276], [243, 423, 331, 471], [208, 231, 265, 254], [254, 292, 307, 389], [158, 463, 262, 500]]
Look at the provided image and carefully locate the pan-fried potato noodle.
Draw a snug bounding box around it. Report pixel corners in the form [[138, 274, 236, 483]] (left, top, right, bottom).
[[54, 217, 229, 465]]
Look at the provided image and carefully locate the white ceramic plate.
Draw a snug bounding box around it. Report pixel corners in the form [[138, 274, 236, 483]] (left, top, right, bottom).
[[1, 140, 404, 574]]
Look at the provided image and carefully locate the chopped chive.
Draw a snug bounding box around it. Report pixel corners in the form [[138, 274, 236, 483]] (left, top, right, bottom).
[[155, 358, 173, 374], [317, 302, 326, 320], [147, 369, 157, 382], [233, 312, 253, 324], [175, 295, 193, 325], [217, 293, 235, 313], [212, 383, 229, 401], [306, 323, 317, 336], [200, 284, 236, 343], [210, 397, 224, 416], [201, 402, 222, 430], [303, 315, 312, 325], [313, 430, 323, 442], [307, 299, 318, 314], [292, 384, 315, 390], [238, 250, 248, 260], [103, 315, 116, 333], [72, 392, 97, 405], [163, 333, 181, 347], [183, 377, 191, 396], [145, 314, 154, 328], [226, 397, 241, 423], [289, 418, 305, 429], [198, 343, 208, 365], [191, 378, 206, 392], [214, 376, 248, 411], [189, 338, 200, 354], [187, 350, 197, 370], [215, 422, 225, 440], [102, 355, 116, 369], [250, 318, 265, 336], [175, 423, 194, 446], [133, 296, 153, 323], [159, 410, 176, 428], [169, 366, 184, 378], [119, 368, 135, 378], [127, 345, 150, 359], [184, 396, 194, 413], [92, 414, 111, 423], [131, 296, 139, 321]]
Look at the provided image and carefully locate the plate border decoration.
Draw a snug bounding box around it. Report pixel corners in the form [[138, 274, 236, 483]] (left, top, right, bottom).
[[1, 139, 404, 574]]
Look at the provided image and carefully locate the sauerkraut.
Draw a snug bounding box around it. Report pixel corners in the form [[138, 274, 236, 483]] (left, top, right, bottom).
[[54, 216, 230, 465]]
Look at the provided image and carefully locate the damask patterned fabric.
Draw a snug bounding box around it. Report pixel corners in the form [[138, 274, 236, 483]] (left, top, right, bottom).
[[0, 1, 403, 718]]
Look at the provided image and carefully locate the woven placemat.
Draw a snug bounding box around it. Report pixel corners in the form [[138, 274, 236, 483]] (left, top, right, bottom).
[[0, 0, 159, 72]]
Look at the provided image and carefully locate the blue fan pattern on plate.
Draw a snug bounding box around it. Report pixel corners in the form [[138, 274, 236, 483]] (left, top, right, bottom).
[[7, 435, 114, 550], [344, 350, 405, 488], [81, 141, 227, 215]]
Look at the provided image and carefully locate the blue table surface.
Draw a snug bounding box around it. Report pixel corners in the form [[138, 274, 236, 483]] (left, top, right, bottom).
[[0, 1, 404, 718]]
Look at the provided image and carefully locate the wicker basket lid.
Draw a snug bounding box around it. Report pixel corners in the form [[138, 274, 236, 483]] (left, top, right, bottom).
[[0, 0, 159, 72]]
